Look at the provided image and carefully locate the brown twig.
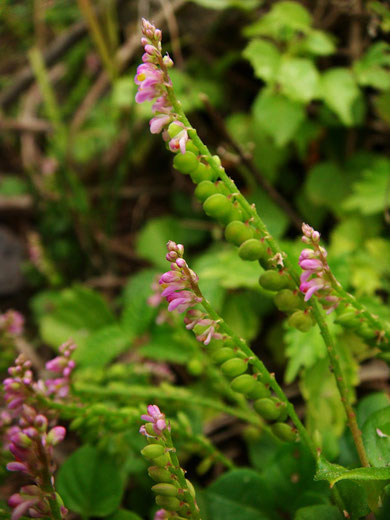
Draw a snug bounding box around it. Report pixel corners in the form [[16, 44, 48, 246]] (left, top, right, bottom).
[[0, 21, 87, 108], [200, 93, 303, 231], [0, 117, 52, 133]]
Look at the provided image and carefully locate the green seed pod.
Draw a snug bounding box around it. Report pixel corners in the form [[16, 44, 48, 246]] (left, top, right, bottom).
[[155, 496, 181, 510], [273, 398, 288, 421], [148, 466, 173, 483], [243, 425, 262, 443], [173, 151, 199, 174], [271, 422, 297, 442], [221, 358, 248, 377], [194, 180, 218, 202], [288, 310, 315, 332], [357, 323, 376, 340], [215, 180, 230, 196], [246, 381, 271, 399], [239, 239, 267, 261], [187, 358, 203, 376], [186, 479, 196, 499], [212, 155, 222, 167], [152, 483, 179, 497], [230, 374, 256, 395], [225, 221, 254, 247], [211, 347, 235, 364], [168, 122, 184, 139], [274, 289, 302, 312], [190, 162, 214, 183], [153, 452, 171, 467], [335, 310, 360, 328], [203, 193, 232, 220], [259, 270, 290, 291], [254, 398, 281, 421], [186, 140, 199, 155], [141, 444, 165, 460]]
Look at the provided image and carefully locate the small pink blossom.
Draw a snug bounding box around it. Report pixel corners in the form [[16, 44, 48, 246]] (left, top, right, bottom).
[[141, 404, 168, 435]]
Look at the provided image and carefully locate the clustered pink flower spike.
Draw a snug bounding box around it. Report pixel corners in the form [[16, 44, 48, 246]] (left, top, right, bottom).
[[299, 223, 339, 313], [159, 241, 202, 313], [184, 309, 224, 346], [134, 19, 189, 153], [3, 355, 68, 520], [140, 404, 168, 437], [44, 340, 77, 399]]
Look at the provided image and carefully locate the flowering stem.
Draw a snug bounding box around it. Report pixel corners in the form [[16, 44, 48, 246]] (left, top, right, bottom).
[[165, 429, 202, 520], [166, 92, 372, 467], [310, 300, 370, 467]]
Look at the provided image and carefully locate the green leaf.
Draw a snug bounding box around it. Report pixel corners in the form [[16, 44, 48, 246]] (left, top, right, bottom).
[[136, 216, 207, 269], [319, 68, 360, 125], [294, 505, 343, 520], [375, 90, 390, 125], [304, 162, 349, 213], [284, 325, 326, 384], [37, 285, 115, 352], [57, 445, 125, 517], [106, 510, 143, 520], [121, 269, 159, 340], [253, 91, 305, 147], [221, 292, 261, 340], [315, 458, 390, 486], [278, 58, 320, 103], [139, 325, 194, 363], [204, 468, 277, 520], [243, 39, 280, 82], [244, 1, 312, 40], [301, 30, 336, 56], [363, 406, 390, 467], [77, 325, 130, 368], [353, 42, 390, 90], [343, 158, 390, 215], [368, 2, 390, 32], [334, 481, 370, 519]]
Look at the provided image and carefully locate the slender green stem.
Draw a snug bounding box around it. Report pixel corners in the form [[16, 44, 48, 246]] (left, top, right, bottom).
[[74, 383, 261, 426], [165, 430, 202, 520], [310, 301, 370, 467]]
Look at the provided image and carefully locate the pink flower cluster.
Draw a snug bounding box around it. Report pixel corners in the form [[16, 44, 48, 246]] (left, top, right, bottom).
[[44, 340, 77, 398], [135, 19, 189, 152], [3, 355, 68, 519], [139, 404, 168, 437], [159, 241, 202, 313], [0, 310, 24, 337], [299, 224, 338, 313]]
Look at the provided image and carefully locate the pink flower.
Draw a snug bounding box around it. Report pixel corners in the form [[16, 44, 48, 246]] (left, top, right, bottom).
[[141, 405, 168, 435], [168, 127, 188, 154], [0, 310, 24, 336]]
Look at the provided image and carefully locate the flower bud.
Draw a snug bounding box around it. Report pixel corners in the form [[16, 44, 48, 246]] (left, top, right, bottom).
[[271, 422, 297, 442], [190, 162, 214, 183], [203, 194, 232, 220], [148, 466, 173, 483], [254, 398, 281, 421], [155, 496, 181, 510], [259, 270, 290, 291], [173, 151, 199, 174], [46, 426, 66, 446], [230, 374, 256, 395], [153, 452, 171, 467], [274, 289, 302, 312], [168, 122, 185, 139], [152, 483, 179, 496], [141, 444, 165, 459], [211, 347, 235, 364], [287, 310, 315, 332], [185, 479, 196, 499], [221, 358, 248, 378], [194, 181, 218, 202], [247, 381, 271, 399], [239, 239, 267, 261], [225, 221, 254, 247]]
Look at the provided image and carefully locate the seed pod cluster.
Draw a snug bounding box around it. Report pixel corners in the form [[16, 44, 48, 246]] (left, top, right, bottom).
[[335, 305, 380, 343], [207, 339, 297, 443], [140, 430, 199, 517], [258, 268, 314, 333]]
